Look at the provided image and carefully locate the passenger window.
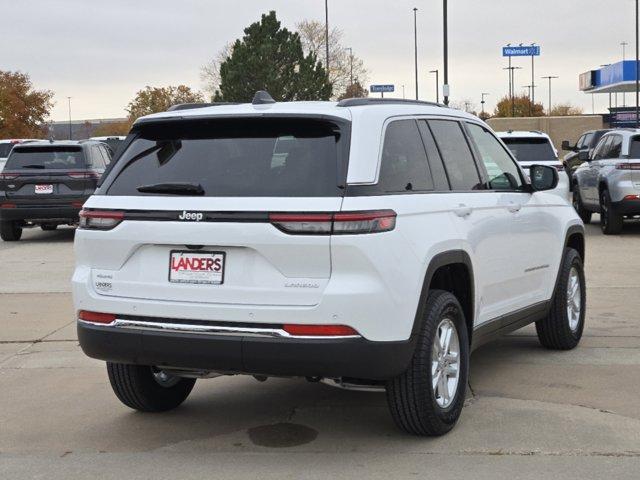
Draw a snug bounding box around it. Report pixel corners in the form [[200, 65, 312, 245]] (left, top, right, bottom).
[[575, 135, 585, 149], [608, 135, 623, 158], [629, 136, 640, 158], [466, 123, 523, 190], [378, 119, 433, 192], [89, 146, 104, 169], [593, 136, 612, 160], [100, 146, 112, 166], [427, 120, 482, 190]]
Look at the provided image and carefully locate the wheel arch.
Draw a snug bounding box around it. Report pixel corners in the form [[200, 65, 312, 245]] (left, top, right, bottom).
[[411, 250, 475, 345]]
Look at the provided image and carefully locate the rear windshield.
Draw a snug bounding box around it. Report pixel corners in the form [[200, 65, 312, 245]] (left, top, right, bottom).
[[501, 137, 557, 162], [5, 146, 85, 170], [103, 118, 345, 197], [0, 143, 14, 158]]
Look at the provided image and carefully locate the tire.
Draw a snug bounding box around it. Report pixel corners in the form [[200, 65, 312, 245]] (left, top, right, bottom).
[[536, 248, 585, 350], [0, 220, 22, 241], [41, 224, 57, 231], [572, 188, 592, 224], [600, 189, 623, 234], [106, 363, 196, 412], [386, 289, 469, 436]]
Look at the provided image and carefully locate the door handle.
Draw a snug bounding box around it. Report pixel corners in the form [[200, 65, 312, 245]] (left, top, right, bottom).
[[507, 202, 522, 213], [454, 204, 472, 218]]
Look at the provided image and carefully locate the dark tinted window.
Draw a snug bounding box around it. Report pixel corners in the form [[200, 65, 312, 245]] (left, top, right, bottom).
[[608, 135, 623, 158], [417, 121, 450, 190], [378, 120, 433, 192], [428, 120, 482, 190], [5, 146, 85, 170], [0, 143, 14, 158], [580, 133, 594, 150], [500, 137, 557, 161], [629, 136, 640, 158], [105, 119, 343, 197], [591, 130, 608, 148], [593, 136, 612, 160]]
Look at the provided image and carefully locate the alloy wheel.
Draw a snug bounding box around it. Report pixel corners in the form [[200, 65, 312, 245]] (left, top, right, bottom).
[[431, 318, 460, 408]]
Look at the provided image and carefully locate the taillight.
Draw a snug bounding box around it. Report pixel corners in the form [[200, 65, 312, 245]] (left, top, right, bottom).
[[623, 194, 640, 201], [282, 324, 359, 337], [270, 210, 396, 235], [68, 170, 101, 179], [0, 203, 16, 209], [78, 209, 124, 230], [78, 310, 116, 324], [0, 173, 19, 180], [616, 162, 640, 170]]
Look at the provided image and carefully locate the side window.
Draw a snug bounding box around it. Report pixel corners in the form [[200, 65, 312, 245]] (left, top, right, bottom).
[[378, 119, 434, 192], [427, 120, 482, 190], [466, 123, 523, 190], [99, 145, 112, 166], [593, 136, 612, 160], [629, 136, 640, 158], [608, 135, 623, 158], [581, 133, 594, 149]]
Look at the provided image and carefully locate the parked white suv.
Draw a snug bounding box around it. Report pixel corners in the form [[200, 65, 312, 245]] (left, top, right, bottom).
[[496, 130, 570, 202], [73, 94, 586, 436]]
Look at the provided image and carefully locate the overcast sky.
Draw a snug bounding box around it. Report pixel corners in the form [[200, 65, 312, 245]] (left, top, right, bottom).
[[3, 0, 638, 121]]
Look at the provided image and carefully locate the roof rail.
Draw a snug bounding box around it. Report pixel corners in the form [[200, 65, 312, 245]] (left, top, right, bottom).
[[336, 98, 444, 108], [167, 102, 238, 112]]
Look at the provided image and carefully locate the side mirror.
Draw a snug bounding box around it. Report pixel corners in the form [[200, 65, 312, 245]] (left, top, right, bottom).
[[561, 140, 574, 151], [578, 150, 590, 161], [529, 164, 559, 192]]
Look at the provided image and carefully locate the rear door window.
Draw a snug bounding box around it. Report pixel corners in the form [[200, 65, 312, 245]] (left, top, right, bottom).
[[629, 136, 640, 158], [608, 135, 623, 158], [5, 146, 85, 170], [378, 119, 433, 192], [593, 136, 612, 160], [500, 137, 557, 162], [427, 119, 482, 190], [104, 118, 345, 197]]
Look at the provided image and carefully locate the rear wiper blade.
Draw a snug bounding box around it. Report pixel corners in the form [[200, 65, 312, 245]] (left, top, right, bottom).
[[137, 182, 204, 196], [20, 164, 46, 169]]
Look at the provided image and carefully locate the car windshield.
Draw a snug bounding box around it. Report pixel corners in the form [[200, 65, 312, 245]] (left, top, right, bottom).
[[104, 118, 345, 197], [501, 137, 557, 162], [5, 146, 85, 170]]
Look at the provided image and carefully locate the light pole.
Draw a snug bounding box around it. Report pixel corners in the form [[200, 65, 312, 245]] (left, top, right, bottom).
[[402, 85, 406, 99], [622, 41, 628, 106], [636, 0, 639, 127], [324, 0, 330, 80], [481, 92, 489, 116], [442, 0, 449, 105], [503, 66, 522, 116], [531, 43, 537, 109], [430, 70, 439, 103], [523, 85, 533, 115], [67, 97, 72, 140], [413, 7, 419, 100], [542, 75, 559, 116], [345, 47, 353, 86]]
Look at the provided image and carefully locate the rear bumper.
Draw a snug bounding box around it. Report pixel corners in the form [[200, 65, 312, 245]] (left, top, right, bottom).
[[612, 198, 640, 215], [77, 320, 416, 380], [0, 204, 83, 222]]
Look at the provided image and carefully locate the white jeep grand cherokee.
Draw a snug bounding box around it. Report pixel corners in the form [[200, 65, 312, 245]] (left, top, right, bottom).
[[73, 94, 586, 436]]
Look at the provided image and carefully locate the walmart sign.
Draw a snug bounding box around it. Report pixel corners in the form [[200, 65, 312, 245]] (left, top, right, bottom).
[[502, 46, 541, 57]]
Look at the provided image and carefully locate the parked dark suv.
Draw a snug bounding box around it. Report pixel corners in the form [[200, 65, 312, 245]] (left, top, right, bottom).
[[562, 129, 611, 175], [0, 140, 111, 241]]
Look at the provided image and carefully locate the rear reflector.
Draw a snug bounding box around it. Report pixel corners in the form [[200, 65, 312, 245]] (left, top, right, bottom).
[[616, 162, 640, 170], [270, 210, 396, 235], [68, 170, 101, 180], [78, 310, 116, 324], [0, 173, 19, 180], [79, 209, 124, 230], [0, 203, 16, 209], [282, 324, 359, 337]]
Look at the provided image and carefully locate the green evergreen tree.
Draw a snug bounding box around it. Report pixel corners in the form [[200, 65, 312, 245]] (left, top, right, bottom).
[[214, 11, 332, 102]]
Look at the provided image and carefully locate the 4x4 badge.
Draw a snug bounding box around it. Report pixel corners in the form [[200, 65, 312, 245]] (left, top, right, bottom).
[[178, 211, 204, 221]]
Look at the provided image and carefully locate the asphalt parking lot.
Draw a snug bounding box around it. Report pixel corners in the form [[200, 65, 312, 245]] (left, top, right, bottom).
[[1, 220, 639, 479]]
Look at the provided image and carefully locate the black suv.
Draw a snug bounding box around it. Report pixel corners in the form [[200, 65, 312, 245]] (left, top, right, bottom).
[[0, 140, 111, 241], [562, 129, 611, 175]]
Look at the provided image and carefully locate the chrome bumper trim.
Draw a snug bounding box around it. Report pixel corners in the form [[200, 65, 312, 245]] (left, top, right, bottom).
[[78, 318, 361, 340]]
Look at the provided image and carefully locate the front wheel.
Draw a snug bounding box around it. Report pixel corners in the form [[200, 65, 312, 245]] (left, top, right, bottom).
[[572, 188, 592, 224], [106, 363, 196, 412], [536, 248, 586, 350], [0, 220, 22, 241], [600, 189, 623, 234], [386, 290, 469, 436]]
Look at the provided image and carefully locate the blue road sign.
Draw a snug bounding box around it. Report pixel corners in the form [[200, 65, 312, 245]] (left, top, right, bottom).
[[502, 46, 541, 57], [370, 84, 395, 93]]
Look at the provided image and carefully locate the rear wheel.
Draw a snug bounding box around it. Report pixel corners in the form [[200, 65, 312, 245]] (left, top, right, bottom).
[[536, 248, 585, 350], [0, 220, 22, 241], [600, 189, 623, 234], [106, 363, 196, 412], [386, 290, 469, 436], [572, 188, 592, 224], [41, 224, 58, 231]]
